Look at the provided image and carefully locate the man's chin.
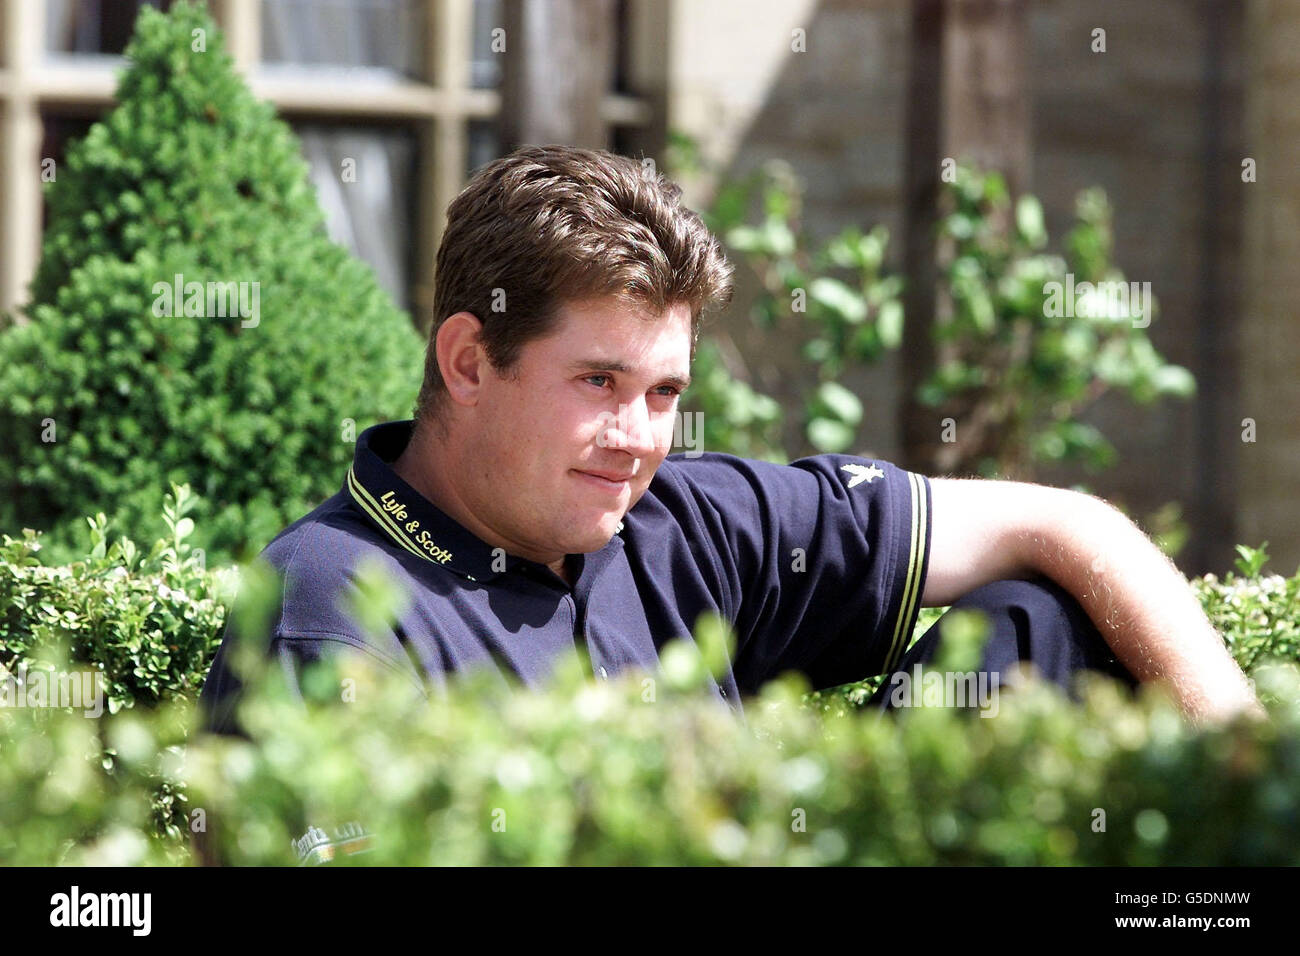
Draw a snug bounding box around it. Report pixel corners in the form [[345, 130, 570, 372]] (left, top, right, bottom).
[[563, 519, 623, 553]]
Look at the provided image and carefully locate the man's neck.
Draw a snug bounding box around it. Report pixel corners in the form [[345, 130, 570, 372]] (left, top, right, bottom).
[[553, 555, 574, 587], [391, 422, 452, 516], [393, 421, 572, 586], [392, 423, 485, 550]]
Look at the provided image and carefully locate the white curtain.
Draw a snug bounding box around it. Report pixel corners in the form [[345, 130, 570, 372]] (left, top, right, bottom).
[[45, 0, 168, 55], [262, 0, 428, 309], [261, 0, 424, 75], [292, 124, 416, 309]]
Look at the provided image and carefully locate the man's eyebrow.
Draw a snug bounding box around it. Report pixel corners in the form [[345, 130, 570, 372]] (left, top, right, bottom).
[[567, 359, 691, 390]]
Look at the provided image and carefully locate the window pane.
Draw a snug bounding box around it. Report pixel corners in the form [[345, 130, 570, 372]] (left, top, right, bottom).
[[294, 123, 419, 311], [40, 113, 100, 229], [611, 125, 640, 160], [471, 0, 502, 89], [467, 119, 499, 178], [613, 0, 632, 93], [471, 0, 627, 91], [45, 0, 179, 55], [262, 0, 425, 78]]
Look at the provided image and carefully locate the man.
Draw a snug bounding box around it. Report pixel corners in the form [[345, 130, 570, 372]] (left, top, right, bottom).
[[198, 144, 1262, 736]]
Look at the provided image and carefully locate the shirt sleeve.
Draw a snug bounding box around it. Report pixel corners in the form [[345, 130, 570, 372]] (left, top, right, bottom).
[[197, 587, 427, 738], [656, 452, 932, 692]]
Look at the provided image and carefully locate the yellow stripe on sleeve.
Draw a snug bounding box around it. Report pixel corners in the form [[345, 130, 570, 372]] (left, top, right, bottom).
[[883, 471, 928, 674]]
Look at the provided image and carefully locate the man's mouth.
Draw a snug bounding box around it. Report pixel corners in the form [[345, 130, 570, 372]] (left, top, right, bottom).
[[573, 469, 634, 492]]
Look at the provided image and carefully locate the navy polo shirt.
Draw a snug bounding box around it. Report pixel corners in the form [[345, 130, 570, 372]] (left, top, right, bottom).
[[198, 420, 932, 733]]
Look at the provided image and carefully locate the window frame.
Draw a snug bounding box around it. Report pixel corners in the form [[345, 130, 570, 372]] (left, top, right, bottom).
[[0, 0, 652, 323]]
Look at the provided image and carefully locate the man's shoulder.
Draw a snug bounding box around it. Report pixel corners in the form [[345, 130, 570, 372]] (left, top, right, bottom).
[[645, 449, 903, 498], [642, 450, 762, 494], [200, 490, 425, 736], [625, 451, 786, 543], [254, 492, 411, 614], [628, 448, 919, 552]]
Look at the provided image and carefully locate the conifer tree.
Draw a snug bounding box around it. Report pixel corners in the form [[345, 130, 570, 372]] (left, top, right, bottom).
[[0, 1, 423, 564]]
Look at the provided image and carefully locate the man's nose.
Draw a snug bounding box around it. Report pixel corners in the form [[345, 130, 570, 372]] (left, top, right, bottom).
[[602, 399, 659, 456]]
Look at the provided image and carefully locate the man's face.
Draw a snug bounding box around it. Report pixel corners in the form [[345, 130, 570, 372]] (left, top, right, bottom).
[[462, 295, 692, 564]]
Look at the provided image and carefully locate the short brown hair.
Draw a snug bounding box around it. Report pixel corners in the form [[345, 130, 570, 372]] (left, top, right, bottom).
[[413, 144, 734, 430]]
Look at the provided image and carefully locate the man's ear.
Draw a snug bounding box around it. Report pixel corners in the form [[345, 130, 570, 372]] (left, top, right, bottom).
[[435, 312, 487, 407]]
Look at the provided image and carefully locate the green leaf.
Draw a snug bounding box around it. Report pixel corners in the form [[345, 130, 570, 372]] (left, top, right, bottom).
[[813, 381, 863, 425], [807, 417, 855, 453], [1151, 365, 1196, 398], [725, 225, 761, 252], [877, 299, 904, 349], [1015, 195, 1047, 249], [1234, 543, 1270, 578], [693, 612, 735, 682], [761, 220, 796, 257], [808, 278, 868, 324]]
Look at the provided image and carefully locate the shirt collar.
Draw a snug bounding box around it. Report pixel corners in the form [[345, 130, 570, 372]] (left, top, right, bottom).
[[344, 420, 624, 586]]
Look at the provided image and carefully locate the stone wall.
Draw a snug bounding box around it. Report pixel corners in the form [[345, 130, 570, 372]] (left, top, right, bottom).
[[1239, 0, 1300, 574]]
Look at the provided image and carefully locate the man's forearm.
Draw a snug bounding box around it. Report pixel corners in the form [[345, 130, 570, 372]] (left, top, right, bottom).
[[1023, 496, 1263, 725]]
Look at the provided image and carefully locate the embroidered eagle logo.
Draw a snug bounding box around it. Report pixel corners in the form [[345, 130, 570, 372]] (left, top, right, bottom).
[[840, 462, 885, 488]]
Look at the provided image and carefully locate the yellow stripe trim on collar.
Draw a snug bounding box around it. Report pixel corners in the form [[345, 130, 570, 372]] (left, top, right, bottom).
[[346, 467, 432, 564]]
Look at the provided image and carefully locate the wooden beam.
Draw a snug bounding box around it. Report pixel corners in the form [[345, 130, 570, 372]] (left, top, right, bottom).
[[420, 0, 476, 333], [617, 0, 670, 163], [898, 0, 946, 474], [1, 0, 45, 321], [499, 0, 616, 150], [254, 73, 495, 119], [942, 0, 1031, 195], [213, 0, 261, 75], [899, 0, 1030, 474], [32, 61, 498, 119], [1190, 0, 1241, 573]]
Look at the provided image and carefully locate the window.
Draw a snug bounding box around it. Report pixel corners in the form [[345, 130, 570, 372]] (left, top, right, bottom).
[[294, 121, 419, 308], [0, 0, 650, 320], [262, 0, 425, 78], [45, 0, 176, 56]]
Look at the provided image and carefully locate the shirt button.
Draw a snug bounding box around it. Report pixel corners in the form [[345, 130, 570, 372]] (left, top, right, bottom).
[[599, 666, 608, 679]]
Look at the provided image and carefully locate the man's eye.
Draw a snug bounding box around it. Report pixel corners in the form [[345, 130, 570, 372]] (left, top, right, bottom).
[[583, 375, 679, 398]]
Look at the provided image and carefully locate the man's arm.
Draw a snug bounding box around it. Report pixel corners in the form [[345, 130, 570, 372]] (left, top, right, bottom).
[[922, 477, 1263, 725]]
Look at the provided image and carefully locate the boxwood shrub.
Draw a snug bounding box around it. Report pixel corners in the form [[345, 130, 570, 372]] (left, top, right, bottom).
[[1, 494, 1298, 865]]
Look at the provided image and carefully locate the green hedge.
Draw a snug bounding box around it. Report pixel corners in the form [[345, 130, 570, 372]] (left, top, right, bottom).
[[1, 493, 1298, 865]]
